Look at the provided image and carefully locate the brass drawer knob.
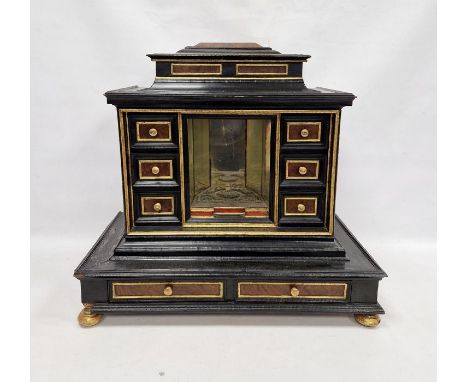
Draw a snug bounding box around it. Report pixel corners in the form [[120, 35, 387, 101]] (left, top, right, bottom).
[[298, 166, 307, 175], [163, 285, 173, 296], [300, 128, 309, 138], [149, 128, 158, 137], [151, 166, 160, 175], [290, 286, 300, 297], [153, 202, 162, 212], [297, 203, 306, 212]]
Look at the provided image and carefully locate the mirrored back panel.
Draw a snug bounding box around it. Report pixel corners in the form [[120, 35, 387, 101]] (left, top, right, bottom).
[[186, 117, 274, 223]]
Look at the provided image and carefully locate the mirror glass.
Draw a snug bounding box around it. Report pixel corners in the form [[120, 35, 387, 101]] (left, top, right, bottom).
[[187, 117, 272, 220]]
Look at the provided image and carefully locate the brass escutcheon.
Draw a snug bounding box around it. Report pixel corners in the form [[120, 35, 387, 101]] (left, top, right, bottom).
[[149, 128, 158, 137], [151, 166, 160, 175], [290, 286, 300, 297], [300, 128, 309, 138], [297, 203, 306, 212], [163, 285, 173, 296], [153, 202, 162, 212], [298, 166, 307, 175]]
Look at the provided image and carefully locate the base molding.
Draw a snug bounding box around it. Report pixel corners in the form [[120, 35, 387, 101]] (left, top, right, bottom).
[[74, 212, 387, 327], [91, 302, 384, 315]]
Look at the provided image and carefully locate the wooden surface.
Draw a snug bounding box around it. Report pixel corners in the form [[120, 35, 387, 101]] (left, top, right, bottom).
[[141, 197, 174, 215], [74, 212, 386, 315], [193, 42, 264, 49], [171, 64, 221, 75], [236, 64, 288, 75], [286, 161, 319, 179], [287, 122, 321, 142], [136, 122, 171, 142], [238, 282, 347, 299], [113, 282, 223, 299], [139, 160, 173, 179]]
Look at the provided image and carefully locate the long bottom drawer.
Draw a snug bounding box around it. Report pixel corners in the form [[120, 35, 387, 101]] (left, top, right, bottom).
[[111, 281, 224, 300], [237, 282, 348, 300]]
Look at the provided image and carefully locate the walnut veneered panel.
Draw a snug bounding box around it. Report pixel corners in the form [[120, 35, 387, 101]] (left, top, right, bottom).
[[194, 42, 262, 49], [171, 63, 222, 75], [136, 121, 172, 142], [284, 197, 317, 216], [238, 282, 348, 299], [287, 122, 321, 142], [138, 160, 173, 180], [236, 64, 288, 76], [112, 282, 224, 299], [286, 160, 319, 180], [141, 196, 174, 215]]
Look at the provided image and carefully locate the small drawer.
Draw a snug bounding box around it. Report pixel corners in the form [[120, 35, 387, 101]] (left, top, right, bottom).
[[286, 122, 321, 142], [171, 63, 222, 76], [286, 160, 319, 180], [138, 159, 174, 180], [236, 63, 288, 76], [237, 282, 348, 300], [136, 121, 172, 142], [283, 197, 317, 216], [112, 281, 224, 300], [140, 196, 175, 216]]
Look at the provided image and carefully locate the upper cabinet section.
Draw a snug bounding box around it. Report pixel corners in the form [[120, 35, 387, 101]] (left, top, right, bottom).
[[148, 42, 308, 82], [105, 43, 356, 110]]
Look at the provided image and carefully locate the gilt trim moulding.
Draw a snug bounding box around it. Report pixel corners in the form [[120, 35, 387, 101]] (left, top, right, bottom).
[[171, 63, 223, 76]]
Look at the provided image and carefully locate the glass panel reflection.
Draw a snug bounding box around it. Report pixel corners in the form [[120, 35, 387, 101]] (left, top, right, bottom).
[[187, 118, 271, 220]]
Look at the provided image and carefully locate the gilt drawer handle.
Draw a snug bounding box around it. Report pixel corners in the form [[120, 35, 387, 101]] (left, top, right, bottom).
[[151, 166, 160, 175], [300, 129, 309, 138], [290, 286, 300, 297], [163, 285, 173, 296], [149, 128, 158, 137], [297, 203, 306, 213], [298, 166, 307, 175], [153, 202, 162, 212]]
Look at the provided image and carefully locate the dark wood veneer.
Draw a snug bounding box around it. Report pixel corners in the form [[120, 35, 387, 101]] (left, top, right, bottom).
[[113, 282, 223, 299], [284, 197, 317, 215], [286, 160, 319, 179], [136, 122, 171, 141], [287, 122, 321, 142], [172, 64, 222, 75], [237, 64, 288, 75], [238, 282, 347, 298], [139, 160, 173, 179], [141, 197, 174, 215]]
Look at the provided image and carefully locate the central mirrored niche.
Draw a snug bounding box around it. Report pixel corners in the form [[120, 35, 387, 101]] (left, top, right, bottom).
[[187, 117, 272, 221]]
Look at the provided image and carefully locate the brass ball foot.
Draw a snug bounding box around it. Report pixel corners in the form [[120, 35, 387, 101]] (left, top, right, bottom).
[[78, 304, 103, 327], [354, 314, 381, 327]]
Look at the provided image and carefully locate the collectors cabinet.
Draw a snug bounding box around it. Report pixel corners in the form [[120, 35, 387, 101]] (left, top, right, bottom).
[[75, 43, 386, 328]]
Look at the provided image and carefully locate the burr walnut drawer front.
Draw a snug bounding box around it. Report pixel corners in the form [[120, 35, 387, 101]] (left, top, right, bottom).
[[140, 196, 175, 216], [285, 160, 320, 180], [283, 196, 318, 216], [136, 121, 172, 142], [111, 282, 224, 300], [237, 282, 348, 300], [286, 121, 322, 143], [138, 159, 174, 180]]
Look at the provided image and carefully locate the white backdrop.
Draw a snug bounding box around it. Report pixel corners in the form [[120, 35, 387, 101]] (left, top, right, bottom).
[[31, 1, 436, 381]]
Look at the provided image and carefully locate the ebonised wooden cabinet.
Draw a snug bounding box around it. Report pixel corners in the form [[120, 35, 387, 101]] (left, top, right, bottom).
[[74, 43, 386, 328]]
